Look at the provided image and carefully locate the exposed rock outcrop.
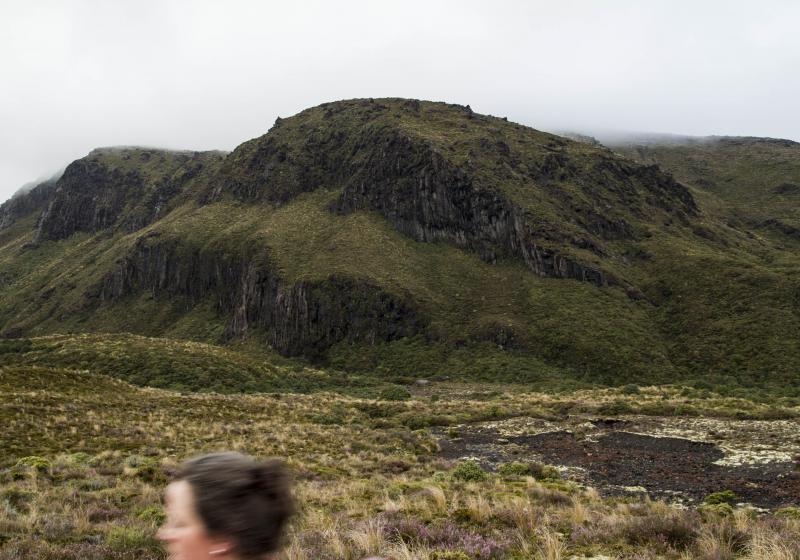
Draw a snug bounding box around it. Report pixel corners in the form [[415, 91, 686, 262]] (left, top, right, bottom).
[[97, 234, 425, 357], [0, 178, 58, 230], [3, 99, 799, 386], [37, 149, 223, 241], [587, 157, 698, 218], [212, 99, 699, 289], [38, 159, 145, 241], [329, 129, 612, 286]]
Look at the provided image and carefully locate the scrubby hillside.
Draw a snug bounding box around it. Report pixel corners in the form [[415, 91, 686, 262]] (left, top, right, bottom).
[[1, 99, 799, 394], [1, 366, 798, 559], [608, 135, 800, 244], [0, 334, 389, 394]]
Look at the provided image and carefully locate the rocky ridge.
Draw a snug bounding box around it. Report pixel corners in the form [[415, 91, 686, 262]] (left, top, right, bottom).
[[212, 99, 698, 290], [97, 233, 425, 357], [1, 99, 798, 387], [34, 148, 225, 242]]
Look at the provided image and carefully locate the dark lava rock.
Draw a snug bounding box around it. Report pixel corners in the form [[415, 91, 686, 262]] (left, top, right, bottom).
[[511, 431, 799, 508], [95, 235, 425, 359]]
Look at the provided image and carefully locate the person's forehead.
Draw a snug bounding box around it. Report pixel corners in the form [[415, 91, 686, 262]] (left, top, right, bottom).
[[166, 480, 193, 509]]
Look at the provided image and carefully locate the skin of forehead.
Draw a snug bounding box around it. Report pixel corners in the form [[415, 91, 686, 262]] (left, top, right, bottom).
[[166, 480, 203, 525]]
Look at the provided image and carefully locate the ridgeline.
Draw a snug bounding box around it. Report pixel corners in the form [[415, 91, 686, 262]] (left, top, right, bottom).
[[2, 99, 799, 396]]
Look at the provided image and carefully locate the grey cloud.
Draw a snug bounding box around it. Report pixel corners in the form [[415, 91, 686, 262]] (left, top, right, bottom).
[[2, 0, 799, 202]]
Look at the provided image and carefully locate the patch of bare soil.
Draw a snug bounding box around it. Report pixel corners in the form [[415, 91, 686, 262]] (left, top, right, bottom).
[[435, 415, 800, 509]]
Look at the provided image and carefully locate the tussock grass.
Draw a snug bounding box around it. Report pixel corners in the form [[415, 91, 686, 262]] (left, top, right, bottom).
[[1, 366, 798, 559]]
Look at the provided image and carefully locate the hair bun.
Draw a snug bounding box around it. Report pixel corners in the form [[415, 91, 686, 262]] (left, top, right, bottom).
[[248, 460, 284, 497], [178, 452, 294, 556], [248, 465, 265, 491]]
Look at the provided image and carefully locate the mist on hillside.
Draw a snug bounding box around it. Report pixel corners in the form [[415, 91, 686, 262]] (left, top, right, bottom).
[[2, 1, 799, 203]]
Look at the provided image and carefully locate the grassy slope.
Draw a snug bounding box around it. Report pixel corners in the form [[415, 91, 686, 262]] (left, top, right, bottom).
[[0, 103, 798, 394], [238, 100, 669, 274], [607, 137, 800, 392], [0, 187, 675, 386], [611, 137, 800, 232], [1, 366, 798, 559], [0, 147, 226, 337], [0, 334, 387, 394]]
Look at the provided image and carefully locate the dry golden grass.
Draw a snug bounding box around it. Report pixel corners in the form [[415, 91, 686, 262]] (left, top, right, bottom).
[[1, 366, 799, 559]]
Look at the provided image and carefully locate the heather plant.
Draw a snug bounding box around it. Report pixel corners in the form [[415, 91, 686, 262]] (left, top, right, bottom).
[[0, 366, 798, 559]]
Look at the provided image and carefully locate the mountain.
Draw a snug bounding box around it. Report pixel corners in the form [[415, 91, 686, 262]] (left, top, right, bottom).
[[1, 99, 798, 394]]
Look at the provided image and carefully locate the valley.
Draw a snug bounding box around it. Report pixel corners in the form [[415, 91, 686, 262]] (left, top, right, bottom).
[[1, 99, 800, 559]]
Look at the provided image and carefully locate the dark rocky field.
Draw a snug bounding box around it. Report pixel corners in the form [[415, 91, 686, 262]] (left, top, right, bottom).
[[437, 414, 800, 508]]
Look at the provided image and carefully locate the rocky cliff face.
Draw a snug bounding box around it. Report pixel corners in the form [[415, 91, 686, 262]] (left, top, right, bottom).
[[36, 148, 224, 242], [37, 159, 145, 241], [98, 233, 425, 357], [0, 178, 58, 230], [329, 129, 612, 285], [213, 100, 697, 289], [2, 98, 798, 387]]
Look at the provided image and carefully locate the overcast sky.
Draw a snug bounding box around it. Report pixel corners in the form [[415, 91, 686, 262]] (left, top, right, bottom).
[[2, 0, 799, 203]]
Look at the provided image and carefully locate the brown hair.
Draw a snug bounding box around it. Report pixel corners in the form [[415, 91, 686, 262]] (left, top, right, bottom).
[[177, 452, 294, 559]]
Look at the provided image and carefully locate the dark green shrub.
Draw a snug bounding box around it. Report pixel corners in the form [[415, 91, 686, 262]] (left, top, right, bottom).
[[137, 506, 166, 524], [379, 385, 412, 401], [451, 460, 487, 482], [12, 456, 50, 478], [699, 502, 734, 517], [0, 339, 33, 354], [693, 380, 714, 391], [400, 413, 453, 429], [529, 462, 561, 480], [621, 383, 641, 395], [775, 507, 800, 519], [105, 526, 158, 551], [703, 490, 737, 505], [135, 463, 166, 484], [15, 456, 50, 471], [597, 400, 634, 415], [356, 402, 405, 418], [498, 462, 530, 477]]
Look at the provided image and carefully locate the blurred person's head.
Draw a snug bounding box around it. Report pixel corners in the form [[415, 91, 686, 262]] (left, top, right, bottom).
[[157, 452, 294, 560]]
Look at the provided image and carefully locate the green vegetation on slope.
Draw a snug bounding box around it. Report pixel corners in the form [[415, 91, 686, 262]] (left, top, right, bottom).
[[611, 136, 800, 236], [0, 100, 798, 395], [0, 334, 393, 395]]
